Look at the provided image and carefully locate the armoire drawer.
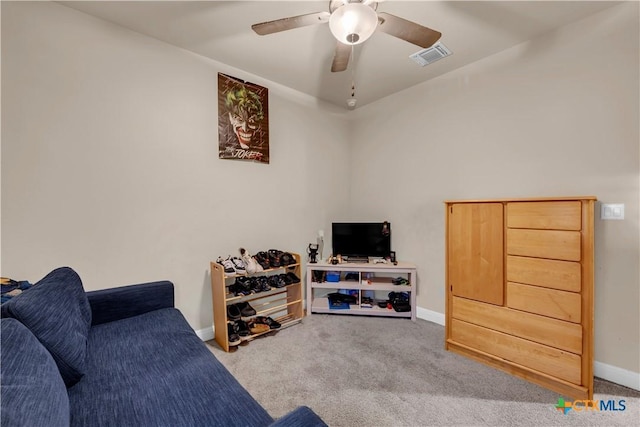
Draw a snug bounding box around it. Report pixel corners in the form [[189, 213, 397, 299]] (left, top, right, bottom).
[[450, 319, 582, 384], [451, 296, 582, 354], [507, 282, 581, 323], [507, 229, 581, 261], [507, 255, 581, 292], [507, 201, 582, 230]]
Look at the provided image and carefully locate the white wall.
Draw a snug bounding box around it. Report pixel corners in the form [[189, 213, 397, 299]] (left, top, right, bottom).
[[349, 2, 639, 381], [1, 1, 350, 331]]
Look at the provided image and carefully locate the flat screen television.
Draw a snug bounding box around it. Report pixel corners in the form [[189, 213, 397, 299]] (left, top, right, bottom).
[[331, 222, 391, 259]]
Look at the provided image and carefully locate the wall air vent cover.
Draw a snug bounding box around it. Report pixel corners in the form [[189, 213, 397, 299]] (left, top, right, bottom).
[[409, 42, 452, 66]]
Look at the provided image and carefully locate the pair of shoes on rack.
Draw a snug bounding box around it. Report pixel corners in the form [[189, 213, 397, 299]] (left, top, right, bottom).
[[216, 256, 246, 275], [227, 322, 241, 346], [239, 248, 263, 274], [227, 301, 257, 321], [229, 276, 271, 296], [247, 316, 280, 334], [254, 316, 281, 330], [254, 251, 271, 270], [228, 319, 252, 343]]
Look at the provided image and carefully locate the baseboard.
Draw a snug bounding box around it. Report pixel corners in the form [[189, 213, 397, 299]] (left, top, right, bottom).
[[197, 310, 639, 391], [195, 326, 214, 342], [594, 361, 640, 391], [416, 306, 445, 326]]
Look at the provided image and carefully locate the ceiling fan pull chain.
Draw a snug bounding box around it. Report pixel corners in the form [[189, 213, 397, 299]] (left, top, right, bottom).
[[351, 43, 356, 98]]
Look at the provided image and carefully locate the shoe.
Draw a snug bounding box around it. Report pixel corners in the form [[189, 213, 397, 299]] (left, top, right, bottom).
[[392, 277, 409, 286], [216, 256, 236, 275], [255, 316, 281, 330], [254, 252, 270, 270], [285, 272, 300, 284], [240, 248, 259, 274], [268, 249, 283, 268], [230, 257, 246, 275], [227, 322, 241, 346], [248, 322, 270, 335], [280, 252, 296, 266], [268, 275, 286, 288], [233, 277, 253, 295], [256, 276, 271, 292], [236, 301, 257, 318], [235, 320, 251, 340], [247, 277, 262, 294], [227, 304, 241, 321]]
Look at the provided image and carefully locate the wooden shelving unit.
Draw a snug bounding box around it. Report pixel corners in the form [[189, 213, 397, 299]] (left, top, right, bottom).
[[307, 261, 417, 321], [210, 252, 303, 352]]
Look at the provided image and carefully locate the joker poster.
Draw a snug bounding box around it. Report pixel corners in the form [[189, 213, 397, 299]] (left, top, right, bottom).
[[218, 73, 269, 164]]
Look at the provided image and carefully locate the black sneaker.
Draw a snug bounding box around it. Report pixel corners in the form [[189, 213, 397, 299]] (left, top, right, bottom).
[[280, 252, 296, 266], [285, 272, 300, 284], [234, 277, 253, 295], [280, 273, 293, 285], [256, 276, 272, 292], [236, 320, 251, 340], [227, 322, 241, 346], [268, 274, 286, 288], [236, 301, 257, 319]]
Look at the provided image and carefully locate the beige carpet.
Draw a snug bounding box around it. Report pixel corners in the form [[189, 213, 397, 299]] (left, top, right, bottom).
[[207, 315, 639, 426]]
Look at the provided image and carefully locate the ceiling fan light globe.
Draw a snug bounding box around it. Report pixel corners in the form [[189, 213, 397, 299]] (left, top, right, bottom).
[[329, 3, 378, 45]]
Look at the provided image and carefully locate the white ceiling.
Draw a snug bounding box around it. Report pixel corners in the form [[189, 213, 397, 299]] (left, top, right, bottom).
[[59, 1, 620, 109]]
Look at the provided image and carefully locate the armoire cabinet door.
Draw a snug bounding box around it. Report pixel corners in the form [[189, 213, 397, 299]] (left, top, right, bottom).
[[447, 203, 504, 305]]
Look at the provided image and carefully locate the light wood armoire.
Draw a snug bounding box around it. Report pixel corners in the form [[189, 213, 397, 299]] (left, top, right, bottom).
[[445, 197, 596, 400]]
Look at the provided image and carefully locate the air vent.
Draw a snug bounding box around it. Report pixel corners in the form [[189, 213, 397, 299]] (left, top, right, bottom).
[[409, 42, 452, 66]]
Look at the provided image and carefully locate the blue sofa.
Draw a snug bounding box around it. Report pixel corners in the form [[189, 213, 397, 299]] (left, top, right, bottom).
[[1, 267, 326, 427]]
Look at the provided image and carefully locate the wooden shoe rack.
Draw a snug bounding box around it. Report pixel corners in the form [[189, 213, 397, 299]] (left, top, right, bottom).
[[210, 252, 304, 352]]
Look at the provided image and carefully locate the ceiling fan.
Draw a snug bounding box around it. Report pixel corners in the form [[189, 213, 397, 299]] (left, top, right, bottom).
[[251, 0, 442, 72]]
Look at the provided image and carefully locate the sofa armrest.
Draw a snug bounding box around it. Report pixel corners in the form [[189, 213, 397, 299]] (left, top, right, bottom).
[[268, 406, 327, 427], [87, 281, 174, 326]]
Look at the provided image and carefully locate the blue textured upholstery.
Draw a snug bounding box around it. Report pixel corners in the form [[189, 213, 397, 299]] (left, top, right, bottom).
[[1, 318, 70, 427], [1, 268, 326, 426], [1, 267, 91, 387], [87, 280, 174, 326], [269, 406, 328, 427], [68, 308, 275, 427]]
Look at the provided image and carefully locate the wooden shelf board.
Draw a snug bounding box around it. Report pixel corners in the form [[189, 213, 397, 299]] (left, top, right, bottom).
[[311, 281, 412, 292], [310, 299, 411, 318]]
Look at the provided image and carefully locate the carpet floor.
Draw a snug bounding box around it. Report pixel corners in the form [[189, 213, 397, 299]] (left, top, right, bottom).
[[207, 315, 639, 426]]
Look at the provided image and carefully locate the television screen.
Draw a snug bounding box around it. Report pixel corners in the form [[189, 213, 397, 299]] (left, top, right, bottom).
[[332, 222, 391, 259]]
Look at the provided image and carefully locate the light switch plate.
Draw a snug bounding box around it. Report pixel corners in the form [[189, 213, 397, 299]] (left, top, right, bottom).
[[601, 203, 624, 220]]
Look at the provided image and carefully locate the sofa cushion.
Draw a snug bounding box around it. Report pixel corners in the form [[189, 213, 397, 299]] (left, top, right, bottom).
[[68, 308, 274, 427], [1, 318, 70, 427], [1, 267, 91, 387]]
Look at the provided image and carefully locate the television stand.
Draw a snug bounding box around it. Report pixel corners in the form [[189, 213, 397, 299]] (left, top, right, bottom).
[[306, 261, 417, 321]]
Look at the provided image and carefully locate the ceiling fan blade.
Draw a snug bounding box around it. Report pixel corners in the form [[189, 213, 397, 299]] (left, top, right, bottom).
[[377, 12, 442, 48], [252, 11, 330, 35], [331, 42, 351, 72]]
